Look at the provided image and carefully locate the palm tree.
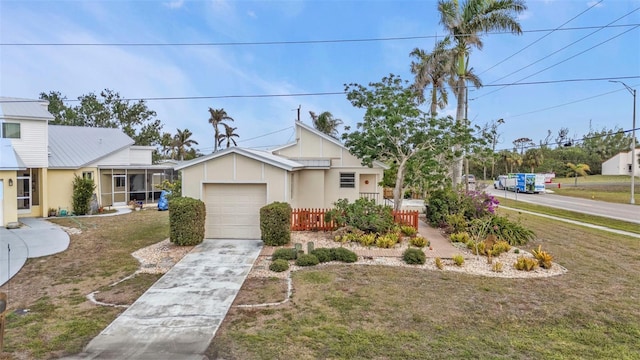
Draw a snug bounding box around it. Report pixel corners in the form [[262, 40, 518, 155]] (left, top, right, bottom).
[[173, 128, 199, 161], [308, 111, 343, 138], [506, 152, 522, 173], [410, 38, 453, 116], [217, 123, 240, 149], [208, 108, 234, 152], [524, 148, 544, 173], [566, 162, 591, 186], [159, 132, 176, 159], [438, 0, 527, 185]]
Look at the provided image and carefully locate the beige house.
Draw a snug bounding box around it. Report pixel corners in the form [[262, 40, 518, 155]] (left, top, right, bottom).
[[176, 120, 388, 239], [0, 97, 176, 226], [602, 149, 640, 176]]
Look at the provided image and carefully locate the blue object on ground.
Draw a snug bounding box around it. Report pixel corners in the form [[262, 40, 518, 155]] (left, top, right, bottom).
[[158, 190, 170, 211]]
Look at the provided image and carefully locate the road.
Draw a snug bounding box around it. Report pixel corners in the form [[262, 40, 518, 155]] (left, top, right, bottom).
[[485, 187, 640, 225]]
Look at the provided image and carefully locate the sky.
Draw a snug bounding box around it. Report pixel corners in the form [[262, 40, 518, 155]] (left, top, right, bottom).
[[1, 0, 639, 155]]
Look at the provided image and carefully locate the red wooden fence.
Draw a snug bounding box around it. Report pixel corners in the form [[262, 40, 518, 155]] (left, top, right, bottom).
[[291, 208, 419, 231]]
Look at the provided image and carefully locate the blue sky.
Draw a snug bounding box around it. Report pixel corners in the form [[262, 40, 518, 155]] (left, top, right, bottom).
[[1, 0, 639, 154]]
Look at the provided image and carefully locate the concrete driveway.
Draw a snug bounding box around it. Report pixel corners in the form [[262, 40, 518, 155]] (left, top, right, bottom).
[[0, 217, 70, 286], [66, 239, 263, 360]]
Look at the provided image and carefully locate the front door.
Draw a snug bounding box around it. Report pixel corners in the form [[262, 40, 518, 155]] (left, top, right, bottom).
[[17, 172, 30, 214], [112, 174, 127, 205]]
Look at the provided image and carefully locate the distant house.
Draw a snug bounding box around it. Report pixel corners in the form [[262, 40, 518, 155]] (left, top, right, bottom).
[[0, 97, 176, 226], [176, 120, 388, 239], [602, 150, 640, 176]]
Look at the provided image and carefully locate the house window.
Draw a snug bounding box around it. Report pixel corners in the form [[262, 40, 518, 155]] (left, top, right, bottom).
[[2, 123, 20, 139], [82, 171, 93, 180], [115, 176, 126, 188], [340, 173, 355, 188]]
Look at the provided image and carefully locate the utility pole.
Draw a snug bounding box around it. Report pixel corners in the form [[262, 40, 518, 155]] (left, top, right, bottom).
[[610, 81, 636, 204]]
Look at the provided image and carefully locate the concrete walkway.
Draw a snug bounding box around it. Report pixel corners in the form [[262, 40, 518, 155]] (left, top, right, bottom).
[[0, 217, 70, 286], [65, 239, 263, 360]]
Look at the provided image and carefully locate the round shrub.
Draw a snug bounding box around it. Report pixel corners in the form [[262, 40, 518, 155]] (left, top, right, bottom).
[[269, 259, 290, 272], [295, 254, 320, 267], [310, 248, 333, 263], [260, 202, 292, 246], [403, 248, 426, 265], [409, 236, 427, 248], [169, 196, 206, 246], [272, 248, 297, 261], [330, 247, 358, 263]]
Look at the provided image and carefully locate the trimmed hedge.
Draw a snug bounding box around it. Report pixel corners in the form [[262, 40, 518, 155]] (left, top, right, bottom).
[[72, 175, 96, 215], [270, 259, 290, 272], [260, 202, 292, 246], [272, 248, 297, 261], [330, 247, 358, 263], [403, 248, 426, 265], [295, 254, 320, 267], [169, 197, 206, 246], [310, 248, 334, 263]]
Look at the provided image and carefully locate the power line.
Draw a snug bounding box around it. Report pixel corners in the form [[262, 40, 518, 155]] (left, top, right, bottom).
[[237, 126, 293, 143], [1, 24, 639, 46], [472, 7, 640, 101], [478, 0, 603, 76], [2, 76, 637, 104], [484, 6, 640, 87]]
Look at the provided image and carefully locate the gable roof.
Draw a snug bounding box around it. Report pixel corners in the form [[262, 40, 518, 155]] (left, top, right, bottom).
[[175, 146, 303, 172], [273, 121, 389, 170], [0, 97, 54, 121], [48, 125, 135, 168]]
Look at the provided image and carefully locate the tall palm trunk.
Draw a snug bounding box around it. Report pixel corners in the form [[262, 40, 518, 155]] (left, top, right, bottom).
[[453, 77, 466, 186]]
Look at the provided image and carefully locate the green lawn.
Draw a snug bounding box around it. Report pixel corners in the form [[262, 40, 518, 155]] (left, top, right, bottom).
[[209, 211, 640, 359], [550, 174, 639, 204]]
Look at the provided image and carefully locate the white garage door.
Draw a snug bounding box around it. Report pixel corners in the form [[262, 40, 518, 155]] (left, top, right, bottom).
[[204, 183, 267, 239]]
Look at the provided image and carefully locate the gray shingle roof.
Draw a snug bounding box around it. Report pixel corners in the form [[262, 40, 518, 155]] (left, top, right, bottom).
[[48, 125, 134, 168], [175, 147, 303, 171], [0, 97, 53, 120]]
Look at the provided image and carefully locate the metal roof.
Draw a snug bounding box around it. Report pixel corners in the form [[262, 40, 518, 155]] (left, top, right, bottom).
[[175, 147, 303, 172], [48, 125, 134, 168], [0, 138, 26, 170], [0, 97, 53, 121]]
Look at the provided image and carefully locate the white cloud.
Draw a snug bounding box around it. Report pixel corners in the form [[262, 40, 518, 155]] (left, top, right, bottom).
[[164, 0, 185, 9], [247, 10, 257, 19]]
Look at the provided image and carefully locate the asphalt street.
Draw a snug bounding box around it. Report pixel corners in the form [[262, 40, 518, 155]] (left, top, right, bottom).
[[485, 187, 640, 225]]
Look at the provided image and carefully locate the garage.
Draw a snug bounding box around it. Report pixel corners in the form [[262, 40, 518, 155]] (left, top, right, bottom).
[[203, 183, 267, 239]]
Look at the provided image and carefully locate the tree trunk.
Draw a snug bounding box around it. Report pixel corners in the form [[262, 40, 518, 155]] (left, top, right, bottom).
[[452, 78, 466, 187], [392, 160, 407, 211]]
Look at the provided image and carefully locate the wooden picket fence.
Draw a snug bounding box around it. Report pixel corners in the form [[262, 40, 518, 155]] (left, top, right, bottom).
[[291, 208, 419, 231]]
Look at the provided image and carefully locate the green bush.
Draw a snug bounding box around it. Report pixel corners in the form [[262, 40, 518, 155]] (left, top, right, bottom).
[[450, 232, 470, 243], [358, 233, 377, 247], [445, 213, 467, 233], [310, 248, 333, 263], [409, 236, 427, 248], [260, 202, 292, 246], [269, 259, 290, 272], [72, 175, 96, 215], [325, 198, 394, 234], [400, 225, 417, 237], [403, 248, 426, 265], [452, 254, 465, 266], [330, 247, 358, 263], [486, 215, 535, 246], [426, 188, 461, 226], [169, 197, 206, 246], [376, 233, 399, 248], [295, 254, 320, 267], [272, 248, 297, 261]]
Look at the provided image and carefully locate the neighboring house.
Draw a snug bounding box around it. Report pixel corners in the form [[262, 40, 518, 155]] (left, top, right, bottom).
[[176, 120, 388, 239], [602, 150, 640, 176], [0, 97, 176, 227]]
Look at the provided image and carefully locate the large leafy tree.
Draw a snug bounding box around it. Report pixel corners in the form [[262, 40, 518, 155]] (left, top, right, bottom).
[[207, 108, 234, 153], [437, 0, 527, 185], [580, 126, 635, 173], [309, 111, 343, 139], [40, 89, 163, 146], [343, 74, 468, 210]]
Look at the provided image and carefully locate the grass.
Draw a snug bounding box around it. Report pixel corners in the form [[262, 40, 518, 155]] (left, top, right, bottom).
[[0, 209, 170, 359], [209, 212, 640, 359], [497, 197, 640, 235], [550, 174, 639, 204]]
